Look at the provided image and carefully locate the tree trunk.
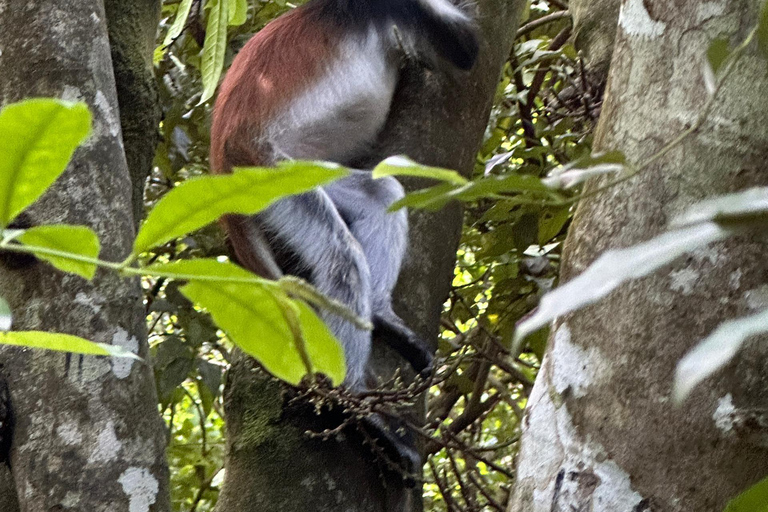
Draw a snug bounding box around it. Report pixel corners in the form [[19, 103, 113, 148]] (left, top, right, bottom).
[[510, 1, 768, 511], [568, 0, 620, 93], [103, 0, 163, 225], [0, 1, 170, 510], [213, 1, 524, 511]]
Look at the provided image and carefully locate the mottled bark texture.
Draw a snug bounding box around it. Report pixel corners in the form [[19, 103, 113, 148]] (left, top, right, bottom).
[[213, 1, 524, 512], [104, 0, 163, 225], [568, 0, 620, 92], [510, 1, 768, 511], [0, 2, 170, 511]]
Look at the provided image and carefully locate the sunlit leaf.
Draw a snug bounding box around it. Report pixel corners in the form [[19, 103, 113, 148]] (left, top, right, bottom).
[[163, 0, 194, 46], [674, 308, 768, 402], [514, 223, 731, 346], [0, 99, 91, 226], [150, 259, 346, 385], [0, 297, 10, 331], [672, 187, 768, 228], [390, 182, 459, 211], [0, 331, 139, 358], [17, 224, 100, 279], [229, 0, 248, 26], [199, 0, 229, 104], [543, 163, 626, 189], [133, 161, 347, 256], [372, 156, 468, 185], [392, 173, 548, 211], [724, 476, 768, 512]]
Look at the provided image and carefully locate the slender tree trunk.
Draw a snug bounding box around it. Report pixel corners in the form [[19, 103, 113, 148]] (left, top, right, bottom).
[[213, 1, 524, 511], [510, 1, 768, 511], [104, 0, 163, 225], [0, 1, 169, 510]]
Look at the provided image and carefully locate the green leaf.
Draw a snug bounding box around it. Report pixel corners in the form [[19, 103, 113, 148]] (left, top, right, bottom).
[[724, 476, 768, 512], [758, 0, 768, 58], [199, 0, 229, 104], [514, 222, 732, 347], [0, 331, 139, 358], [0, 99, 91, 226], [163, 0, 194, 46], [17, 224, 100, 279], [133, 161, 347, 256], [707, 37, 730, 75], [392, 173, 549, 212], [150, 259, 346, 385], [229, 0, 248, 26], [672, 187, 768, 228], [675, 308, 768, 402], [372, 156, 468, 185], [0, 296, 10, 331], [391, 182, 459, 211]]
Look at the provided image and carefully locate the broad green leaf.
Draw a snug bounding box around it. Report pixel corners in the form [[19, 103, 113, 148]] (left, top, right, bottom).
[[724, 476, 768, 512], [674, 308, 768, 402], [514, 222, 731, 347], [543, 150, 628, 189], [758, 0, 768, 58], [0, 297, 10, 331], [543, 163, 626, 189], [163, 0, 195, 46], [372, 156, 468, 185], [133, 161, 347, 256], [199, 0, 229, 104], [672, 187, 768, 227], [0, 331, 139, 358], [456, 173, 549, 199], [229, 0, 248, 26], [17, 224, 100, 279], [391, 173, 549, 211], [151, 259, 345, 385], [707, 38, 730, 75], [0, 99, 91, 226], [390, 182, 459, 211]]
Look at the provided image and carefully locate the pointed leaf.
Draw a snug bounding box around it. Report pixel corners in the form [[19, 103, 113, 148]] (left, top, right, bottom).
[[0, 99, 91, 226], [163, 0, 194, 46], [0, 297, 10, 331], [199, 0, 229, 104], [0, 331, 140, 358], [707, 37, 730, 75], [373, 156, 467, 185], [229, 0, 247, 26], [151, 259, 346, 385], [674, 308, 768, 402], [17, 224, 100, 279], [672, 187, 768, 227], [724, 476, 768, 512], [133, 161, 347, 255], [514, 222, 731, 345]]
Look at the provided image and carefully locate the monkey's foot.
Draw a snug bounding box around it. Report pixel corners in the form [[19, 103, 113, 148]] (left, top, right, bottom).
[[373, 312, 433, 376]]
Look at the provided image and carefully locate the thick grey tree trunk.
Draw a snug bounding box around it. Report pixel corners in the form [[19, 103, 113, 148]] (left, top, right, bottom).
[[510, 1, 768, 511], [0, 1, 169, 510], [213, 1, 524, 511]]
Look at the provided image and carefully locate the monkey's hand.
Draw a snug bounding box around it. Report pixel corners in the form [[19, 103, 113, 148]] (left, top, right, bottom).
[[373, 312, 433, 376]]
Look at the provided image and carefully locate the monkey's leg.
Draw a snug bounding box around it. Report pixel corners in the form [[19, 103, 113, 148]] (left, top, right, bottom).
[[324, 172, 433, 373], [258, 190, 373, 389]]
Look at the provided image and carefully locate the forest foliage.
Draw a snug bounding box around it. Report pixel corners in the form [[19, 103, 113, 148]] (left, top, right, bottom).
[[1, 0, 768, 511]]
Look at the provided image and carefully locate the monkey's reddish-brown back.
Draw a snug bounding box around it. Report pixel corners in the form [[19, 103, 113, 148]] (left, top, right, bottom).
[[210, 7, 340, 174]]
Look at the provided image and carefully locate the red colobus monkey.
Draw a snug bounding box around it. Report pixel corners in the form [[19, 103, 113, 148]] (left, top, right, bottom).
[[211, 0, 479, 389]]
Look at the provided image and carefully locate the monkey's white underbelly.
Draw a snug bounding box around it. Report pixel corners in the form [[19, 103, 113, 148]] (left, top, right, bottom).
[[266, 28, 398, 164]]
